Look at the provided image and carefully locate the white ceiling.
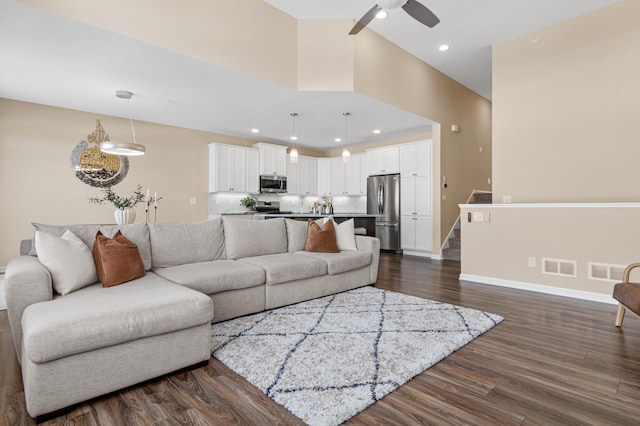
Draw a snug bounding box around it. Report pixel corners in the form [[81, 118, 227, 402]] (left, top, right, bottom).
[[0, 0, 622, 151]]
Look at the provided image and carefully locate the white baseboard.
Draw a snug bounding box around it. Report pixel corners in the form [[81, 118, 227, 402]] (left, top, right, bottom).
[[459, 273, 617, 305], [403, 250, 441, 259]]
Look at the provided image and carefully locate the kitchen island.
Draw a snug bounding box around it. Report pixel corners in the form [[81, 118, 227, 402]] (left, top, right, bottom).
[[220, 213, 377, 237]]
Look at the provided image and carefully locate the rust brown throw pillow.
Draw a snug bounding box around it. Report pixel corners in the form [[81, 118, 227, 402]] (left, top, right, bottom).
[[93, 230, 145, 287], [304, 219, 339, 253]]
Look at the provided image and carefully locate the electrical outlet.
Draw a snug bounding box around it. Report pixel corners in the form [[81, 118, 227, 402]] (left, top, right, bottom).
[[528, 257, 536, 268], [503, 195, 512, 203], [442, 194, 447, 201], [479, 146, 483, 153], [189, 197, 197, 205], [488, 178, 491, 185]]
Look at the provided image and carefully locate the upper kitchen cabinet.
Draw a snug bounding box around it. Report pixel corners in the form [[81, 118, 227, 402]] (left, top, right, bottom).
[[345, 153, 367, 195], [254, 143, 287, 176], [317, 158, 331, 196], [209, 143, 258, 193], [367, 146, 400, 175], [400, 140, 431, 177], [287, 155, 317, 195]]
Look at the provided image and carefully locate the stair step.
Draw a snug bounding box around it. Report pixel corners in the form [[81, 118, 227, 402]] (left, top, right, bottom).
[[443, 248, 461, 261], [447, 237, 461, 249]]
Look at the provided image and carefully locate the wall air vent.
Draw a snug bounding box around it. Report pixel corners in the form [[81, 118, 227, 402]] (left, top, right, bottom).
[[542, 258, 577, 278], [588, 262, 626, 282]]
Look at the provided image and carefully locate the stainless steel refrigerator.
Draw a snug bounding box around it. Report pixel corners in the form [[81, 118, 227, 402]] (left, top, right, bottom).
[[367, 173, 401, 252]]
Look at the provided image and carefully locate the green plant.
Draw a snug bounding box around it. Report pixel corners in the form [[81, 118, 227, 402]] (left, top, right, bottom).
[[88, 185, 146, 209], [240, 196, 257, 208]]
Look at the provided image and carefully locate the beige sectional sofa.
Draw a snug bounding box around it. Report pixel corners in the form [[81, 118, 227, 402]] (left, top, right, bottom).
[[5, 217, 380, 418]]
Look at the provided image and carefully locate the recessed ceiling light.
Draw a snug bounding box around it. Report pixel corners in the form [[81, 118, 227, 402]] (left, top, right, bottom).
[[290, 135, 298, 141], [376, 10, 388, 19], [251, 128, 260, 133], [373, 129, 382, 134], [439, 44, 450, 52], [334, 137, 342, 143]]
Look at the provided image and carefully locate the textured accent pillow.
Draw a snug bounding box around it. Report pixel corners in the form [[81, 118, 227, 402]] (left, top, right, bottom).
[[324, 217, 358, 251], [305, 219, 339, 253], [35, 230, 99, 295], [93, 231, 145, 287]]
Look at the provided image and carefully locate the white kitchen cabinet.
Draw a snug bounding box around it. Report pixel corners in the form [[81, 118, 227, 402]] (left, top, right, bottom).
[[209, 143, 258, 193], [330, 157, 346, 195], [400, 140, 431, 177], [345, 153, 366, 195], [367, 146, 400, 175], [317, 158, 331, 196], [287, 155, 317, 195], [401, 216, 432, 252], [254, 143, 287, 176], [400, 140, 432, 254]]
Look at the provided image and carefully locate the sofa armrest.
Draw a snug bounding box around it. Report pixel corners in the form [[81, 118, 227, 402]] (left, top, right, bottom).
[[5, 256, 53, 363], [355, 236, 380, 284]]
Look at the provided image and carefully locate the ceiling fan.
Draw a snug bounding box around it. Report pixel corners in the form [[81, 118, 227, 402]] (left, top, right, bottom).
[[349, 0, 440, 35]]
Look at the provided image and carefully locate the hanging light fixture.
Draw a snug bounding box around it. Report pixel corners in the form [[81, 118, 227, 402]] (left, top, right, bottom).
[[342, 112, 351, 163], [289, 112, 299, 164], [100, 90, 146, 156]]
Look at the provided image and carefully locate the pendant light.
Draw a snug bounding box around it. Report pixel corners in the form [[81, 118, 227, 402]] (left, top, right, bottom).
[[289, 112, 299, 164], [100, 90, 146, 156], [342, 112, 351, 164]]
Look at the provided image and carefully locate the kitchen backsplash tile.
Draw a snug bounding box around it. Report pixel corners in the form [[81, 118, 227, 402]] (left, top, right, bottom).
[[209, 193, 366, 216]]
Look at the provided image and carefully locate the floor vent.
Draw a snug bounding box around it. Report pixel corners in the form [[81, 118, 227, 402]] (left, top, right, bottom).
[[588, 262, 626, 282], [542, 258, 577, 277]]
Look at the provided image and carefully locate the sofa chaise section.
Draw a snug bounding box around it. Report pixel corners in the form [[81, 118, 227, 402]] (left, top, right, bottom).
[[19, 273, 213, 418]]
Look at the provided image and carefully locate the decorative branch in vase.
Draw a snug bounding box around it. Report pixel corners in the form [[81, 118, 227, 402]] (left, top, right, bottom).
[[88, 185, 145, 225]]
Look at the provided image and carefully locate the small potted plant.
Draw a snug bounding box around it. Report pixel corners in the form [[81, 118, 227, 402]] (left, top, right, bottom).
[[240, 195, 257, 211], [89, 185, 145, 225]]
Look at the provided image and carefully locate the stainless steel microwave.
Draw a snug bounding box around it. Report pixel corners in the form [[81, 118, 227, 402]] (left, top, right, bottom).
[[260, 175, 287, 193]]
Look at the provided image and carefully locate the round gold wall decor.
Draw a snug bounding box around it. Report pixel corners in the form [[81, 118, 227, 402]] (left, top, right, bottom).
[[71, 120, 129, 187]]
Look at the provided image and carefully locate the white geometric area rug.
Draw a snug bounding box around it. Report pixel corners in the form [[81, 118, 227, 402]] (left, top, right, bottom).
[[211, 287, 503, 426]]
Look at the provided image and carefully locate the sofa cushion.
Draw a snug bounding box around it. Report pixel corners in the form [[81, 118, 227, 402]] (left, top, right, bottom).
[[223, 217, 287, 259], [239, 253, 327, 285], [31, 222, 152, 271], [305, 219, 339, 253], [35, 230, 98, 295], [149, 219, 225, 268], [93, 231, 145, 287], [295, 250, 372, 275], [285, 218, 308, 253], [154, 260, 265, 294], [21, 273, 213, 364]]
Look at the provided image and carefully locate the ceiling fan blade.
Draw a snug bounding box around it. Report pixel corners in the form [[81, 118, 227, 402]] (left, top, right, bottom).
[[402, 0, 440, 28], [349, 4, 382, 35]]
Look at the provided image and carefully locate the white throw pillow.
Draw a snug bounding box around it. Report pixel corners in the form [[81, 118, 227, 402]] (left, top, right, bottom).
[[323, 217, 357, 251], [35, 229, 99, 295]]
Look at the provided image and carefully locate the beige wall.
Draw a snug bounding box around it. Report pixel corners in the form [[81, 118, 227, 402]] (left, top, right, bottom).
[[19, 0, 298, 90], [353, 29, 492, 249], [462, 1, 640, 298], [461, 204, 640, 297], [297, 20, 354, 91], [0, 99, 257, 265], [492, 0, 640, 203]]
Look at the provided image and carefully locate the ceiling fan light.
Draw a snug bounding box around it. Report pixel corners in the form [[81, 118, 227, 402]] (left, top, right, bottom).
[[99, 141, 146, 156], [375, 10, 388, 19]]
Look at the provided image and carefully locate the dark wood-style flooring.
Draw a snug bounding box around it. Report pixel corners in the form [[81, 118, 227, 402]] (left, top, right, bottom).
[[2, 255, 640, 425]]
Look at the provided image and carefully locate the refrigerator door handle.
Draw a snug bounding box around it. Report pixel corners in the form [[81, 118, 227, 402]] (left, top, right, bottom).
[[377, 223, 398, 227], [378, 184, 384, 214]]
